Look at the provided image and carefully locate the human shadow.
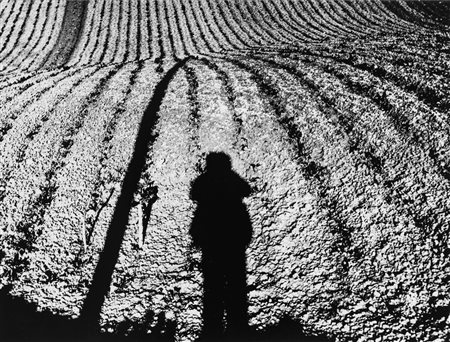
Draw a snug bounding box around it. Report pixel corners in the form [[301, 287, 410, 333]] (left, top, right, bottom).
[[189, 152, 252, 340]]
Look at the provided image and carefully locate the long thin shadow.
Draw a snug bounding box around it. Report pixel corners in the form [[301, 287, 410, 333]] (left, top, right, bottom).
[[189, 152, 253, 340], [80, 58, 190, 329]]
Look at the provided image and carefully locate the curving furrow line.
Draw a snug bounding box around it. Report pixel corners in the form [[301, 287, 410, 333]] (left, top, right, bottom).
[[93, 0, 115, 65], [142, 0, 153, 60], [278, 41, 450, 113], [282, 44, 450, 113], [293, 0, 341, 39], [369, 0, 416, 30], [0, 0, 12, 23], [336, 39, 450, 78], [68, 0, 98, 67], [231, 57, 440, 302], [215, 58, 350, 333], [154, 0, 174, 66], [0, 0, 27, 50], [228, 0, 280, 46], [187, 0, 222, 53], [185, 0, 221, 55], [269, 55, 450, 251], [20, 0, 65, 72], [276, 0, 324, 41], [195, 57, 244, 149], [194, 0, 235, 51], [175, 0, 207, 56], [41, 0, 87, 69], [171, 0, 199, 56], [281, 0, 330, 41], [83, 0, 109, 65], [240, 0, 293, 45], [0, 67, 98, 140], [0, 1, 18, 37], [128, 0, 140, 62], [339, 54, 449, 112], [0, 67, 103, 202], [160, 0, 180, 61], [255, 0, 310, 43], [311, 0, 361, 37], [295, 0, 348, 40], [327, 0, 374, 34], [208, 0, 258, 49], [0, 68, 65, 103], [135, 0, 143, 61], [224, 53, 450, 259], [348, 0, 407, 32], [105, 0, 124, 65], [272, 0, 324, 42], [280, 0, 336, 41], [164, 0, 187, 59], [0, 65, 121, 285], [311, 0, 362, 37], [325, 0, 383, 36], [309, 57, 450, 179], [13, 63, 147, 315], [153, 0, 165, 68], [119, 0, 132, 63], [0, 0, 52, 74], [0, 0, 42, 70], [344, 0, 413, 34]]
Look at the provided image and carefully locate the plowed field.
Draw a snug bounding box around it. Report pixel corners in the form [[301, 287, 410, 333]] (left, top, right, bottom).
[[0, 1, 449, 341]]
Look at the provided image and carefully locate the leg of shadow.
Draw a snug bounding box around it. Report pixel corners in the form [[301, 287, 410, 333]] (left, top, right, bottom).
[[201, 249, 226, 338], [224, 247, 248, 336]]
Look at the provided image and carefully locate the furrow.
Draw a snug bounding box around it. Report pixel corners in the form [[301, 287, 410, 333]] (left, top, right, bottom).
[[172, 0, 201, 55], [94, 0, 115, 64], [310, 56, 450, 180], [195, 0, 235, 50], [0, 67, 101, 193], [210, 0, 259, 48], [42, 0, 88, 69], [0, 68, 89, 141], [255, 55, 450, 254], [1, 0, 52, 73], [164, 0, 186, 59], [0, 65, 120, 285], [99, 63, 200, 340], [68, 0, 98, 67], [0, 0, 42, 70], [84, 0, 108, 65], [12, 63, 139, 316], [23, 0, 65, 72], [218, 59, 347, 337], [0, 0, 28, 52]]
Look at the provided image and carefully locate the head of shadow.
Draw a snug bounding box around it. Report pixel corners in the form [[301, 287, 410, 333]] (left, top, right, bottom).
[[189, 152, 253, 340]]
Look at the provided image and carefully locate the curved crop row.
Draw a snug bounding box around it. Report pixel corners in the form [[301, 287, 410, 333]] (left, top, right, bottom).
[[1, 0, 447, 72], [1, 1, 449, 341]]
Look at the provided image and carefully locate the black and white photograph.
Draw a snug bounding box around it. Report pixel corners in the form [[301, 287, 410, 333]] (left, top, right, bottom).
[[0, 0, 449, 341]]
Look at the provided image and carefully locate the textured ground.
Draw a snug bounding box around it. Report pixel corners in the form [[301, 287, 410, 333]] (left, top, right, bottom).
[[0, 1, 450, 341]]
